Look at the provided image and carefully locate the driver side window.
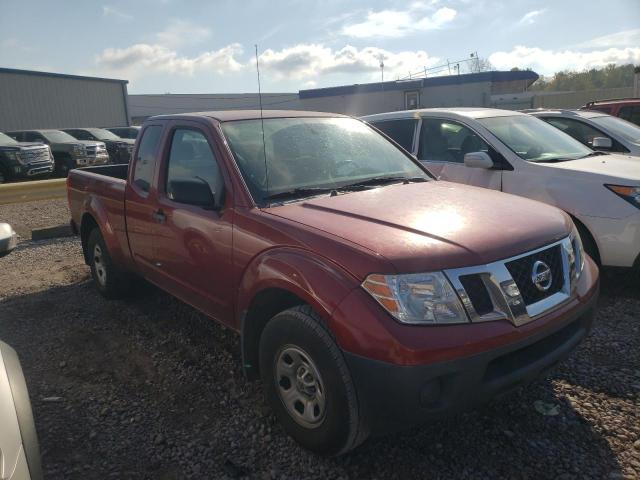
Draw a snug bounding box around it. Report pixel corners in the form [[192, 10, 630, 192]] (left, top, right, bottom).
[[418, 119, 489, 163]]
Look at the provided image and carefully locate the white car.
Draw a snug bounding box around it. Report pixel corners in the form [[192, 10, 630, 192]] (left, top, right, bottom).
[[0, 341, 41, 480], [525, 109, 640, 156], [362, 108, 640, 269]]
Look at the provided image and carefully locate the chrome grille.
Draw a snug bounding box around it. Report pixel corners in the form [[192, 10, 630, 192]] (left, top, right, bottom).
[[21, 147, 50, 163], [85, 145, 97, 156], [445, 237, 576, 327]]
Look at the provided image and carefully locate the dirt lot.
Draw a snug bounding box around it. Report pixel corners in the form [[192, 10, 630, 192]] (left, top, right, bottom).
[[0, 202, 638, 479]]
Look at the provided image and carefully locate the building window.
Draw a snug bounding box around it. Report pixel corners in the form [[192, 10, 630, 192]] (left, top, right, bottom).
[[405, 91, 420, 110]]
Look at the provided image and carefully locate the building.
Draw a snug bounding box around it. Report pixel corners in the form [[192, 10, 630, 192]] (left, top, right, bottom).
[[0, 67, 130, 131], [128, 70, 539, 121]]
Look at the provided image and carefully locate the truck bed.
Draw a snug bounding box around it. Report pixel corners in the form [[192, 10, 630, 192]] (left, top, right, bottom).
[[67, 164, 129, 258]]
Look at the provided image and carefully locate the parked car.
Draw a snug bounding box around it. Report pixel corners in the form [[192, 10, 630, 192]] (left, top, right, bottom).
[[105, 126, 140, 140], [6, 130, 109, 177], [0, 132, 54, 184], [67, 110, 599, 454], [362, 108, 640, 270], [525, 109, 640, 156], [0, 340, 42, 480], [582, 98, 640, 126], [0, 223, 18, 257], [62, 128, 135, 164]]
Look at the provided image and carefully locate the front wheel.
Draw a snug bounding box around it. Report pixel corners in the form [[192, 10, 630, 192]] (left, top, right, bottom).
[[87, 228, 131, 299], [259, 305, 366, 455], [0, 166, 9, 184]]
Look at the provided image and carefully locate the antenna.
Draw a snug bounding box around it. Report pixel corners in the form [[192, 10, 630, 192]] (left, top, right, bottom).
[[255, 44, 269, 203]]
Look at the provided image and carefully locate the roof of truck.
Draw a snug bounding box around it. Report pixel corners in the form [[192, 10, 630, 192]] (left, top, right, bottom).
[[151, 110, 347, 122], [361, 108, 526, 122]]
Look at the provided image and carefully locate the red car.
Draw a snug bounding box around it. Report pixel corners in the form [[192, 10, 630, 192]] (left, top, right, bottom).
[[67, 110, 599, 454], [582, 98, 640, 126]]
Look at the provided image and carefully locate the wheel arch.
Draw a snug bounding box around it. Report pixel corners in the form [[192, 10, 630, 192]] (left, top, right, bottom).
[[569, 213, 601, 265], [80, 212, 99, 264]]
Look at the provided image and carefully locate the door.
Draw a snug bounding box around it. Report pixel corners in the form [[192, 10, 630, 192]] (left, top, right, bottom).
[[416, 118, 503, 190], [125, 123, 165, 276], [152, 123, 234, 324], [405, 91, 420, 110]]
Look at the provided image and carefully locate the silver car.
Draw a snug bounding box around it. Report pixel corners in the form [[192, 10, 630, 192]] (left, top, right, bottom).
[[526, 109, 640, 156]]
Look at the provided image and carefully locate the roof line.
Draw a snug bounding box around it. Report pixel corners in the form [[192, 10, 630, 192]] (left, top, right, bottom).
[[0, 67, 128, 84]]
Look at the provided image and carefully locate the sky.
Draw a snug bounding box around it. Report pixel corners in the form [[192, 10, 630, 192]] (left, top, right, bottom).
[[0, 0, 639, 94]]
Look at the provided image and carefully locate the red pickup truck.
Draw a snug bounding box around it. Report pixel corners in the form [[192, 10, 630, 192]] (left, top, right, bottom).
[[67, 110, 599, 455]]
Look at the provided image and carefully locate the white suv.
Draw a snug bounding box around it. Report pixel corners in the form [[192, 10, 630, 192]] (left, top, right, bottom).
[[362, 108, 640, 269], [526, 109, 640, 156]]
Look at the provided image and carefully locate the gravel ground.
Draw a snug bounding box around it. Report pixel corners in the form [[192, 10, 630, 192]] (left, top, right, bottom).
[[0, 237, 638, 480], [0, 197, 70, 239]]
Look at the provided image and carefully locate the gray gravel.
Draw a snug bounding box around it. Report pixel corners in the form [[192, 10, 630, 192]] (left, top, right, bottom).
[[0, 237, 638, 479], [0, 197, 70, 239]]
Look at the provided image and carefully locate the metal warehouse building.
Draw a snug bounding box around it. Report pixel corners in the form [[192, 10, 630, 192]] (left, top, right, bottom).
[[0, 67, 130, 131], [128, 70, 539, 122]]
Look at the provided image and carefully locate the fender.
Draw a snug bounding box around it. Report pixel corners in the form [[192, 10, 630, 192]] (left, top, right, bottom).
[[81, 193, 132, 270], [237, 247, 360, 325], [236, 247, 361, 379]]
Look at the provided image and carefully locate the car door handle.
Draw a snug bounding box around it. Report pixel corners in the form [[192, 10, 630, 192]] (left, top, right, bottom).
[[152, 209, 166, 223]]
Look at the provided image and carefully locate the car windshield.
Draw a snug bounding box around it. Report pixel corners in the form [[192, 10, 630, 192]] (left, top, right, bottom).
[[591, 115, 640, 145], [221, 117, 428, 206], [89, 128, 121, 140], [0, 132, 18, 144], [478, 115, 593, 162], [43, 130, 78, 143]]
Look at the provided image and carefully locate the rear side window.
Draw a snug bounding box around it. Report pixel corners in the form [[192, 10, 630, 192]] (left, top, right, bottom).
[[543, 117, 608, 148], [371, 119, 417, 152], [418, 118, 490, 163], [619, 106, 640, 126], [133, 125, 162, 192], [165, 128, 223, 203]]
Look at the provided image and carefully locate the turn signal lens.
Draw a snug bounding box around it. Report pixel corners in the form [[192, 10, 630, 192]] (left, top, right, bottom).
[[605, 184, 640, 209]]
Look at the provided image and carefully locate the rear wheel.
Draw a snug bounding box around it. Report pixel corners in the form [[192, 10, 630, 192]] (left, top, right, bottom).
[[87, 228, 131, 299], [259, 305, 366, 455]]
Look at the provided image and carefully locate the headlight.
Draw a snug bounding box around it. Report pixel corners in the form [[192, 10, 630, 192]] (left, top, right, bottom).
[[569, 226, 584, 279], [4, 150, 18, 161], [605, 184, 640, 209], [72, 144, 84, 154], [362, 272, 468, 325]]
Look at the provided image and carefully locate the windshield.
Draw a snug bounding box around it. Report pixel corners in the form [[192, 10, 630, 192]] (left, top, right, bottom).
[[221, 117, 428, 205], [43, 130, 79, 143], [591, 115, 640, 145], [89, 128, 121, 140], [478, 115, 593, 162], [0, 132, 18, 144]]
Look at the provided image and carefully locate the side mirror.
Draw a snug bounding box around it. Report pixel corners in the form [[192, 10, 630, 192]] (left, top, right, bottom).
[[0, 223, 18, 258], [592, 137, 612, 150], [168, 177, 218, 210], [464, 151, 494, 169]]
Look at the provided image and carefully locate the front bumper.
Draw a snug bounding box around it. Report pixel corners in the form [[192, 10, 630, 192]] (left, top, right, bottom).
[[74, 153, 109, 167], [580, 212, 640, 268], [343, 290, 597, 433]]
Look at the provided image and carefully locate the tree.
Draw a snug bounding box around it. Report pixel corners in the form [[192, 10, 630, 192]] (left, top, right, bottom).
[[529, 64, 637, 92]]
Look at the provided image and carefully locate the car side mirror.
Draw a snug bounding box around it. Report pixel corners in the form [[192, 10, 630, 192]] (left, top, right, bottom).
[[0, 223, 18, 258], [464, 151, 494, 169], [168, 177, 218, 210], [592, 137, 612, 150]]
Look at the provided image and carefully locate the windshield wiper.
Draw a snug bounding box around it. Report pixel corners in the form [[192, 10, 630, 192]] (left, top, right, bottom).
[[532, 157, 572, 163], [339, 175, 428, 190], [263, 187, 336, 202], [580, 151, 609, 158]]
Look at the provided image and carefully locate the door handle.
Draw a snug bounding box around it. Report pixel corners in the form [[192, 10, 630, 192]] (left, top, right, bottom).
[[152, 209, 166, 223]]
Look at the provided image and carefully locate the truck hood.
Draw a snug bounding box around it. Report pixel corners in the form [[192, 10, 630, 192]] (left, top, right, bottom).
[[0, 142, 45, 149], [540, 153, 639, 182], [267, 181, 572, 273]]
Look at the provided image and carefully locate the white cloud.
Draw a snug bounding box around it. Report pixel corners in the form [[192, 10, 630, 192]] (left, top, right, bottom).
[[517, 9, 545, 25], [489, 45, 640, 75], [95, 43, 243, 79], [572, 28, 640, 49], [102, 5, 132, 21], [258, 44, 440, 81], [155, 19, 211, 48], [342, 5, 456, 38]]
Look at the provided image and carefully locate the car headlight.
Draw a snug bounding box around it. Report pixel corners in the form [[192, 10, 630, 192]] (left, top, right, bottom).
[[605, 184, 640, 209], [569, 226, 584, 279], [362, 272, 469, 325], [4, 150, 19, 161]]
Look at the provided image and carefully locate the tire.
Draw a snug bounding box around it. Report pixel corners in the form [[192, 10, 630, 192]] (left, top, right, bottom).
[[0, 165, 9, 184], [54, 154, 73, 178], [259, 305, 366, 455], [87, 228, 131, 299]]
